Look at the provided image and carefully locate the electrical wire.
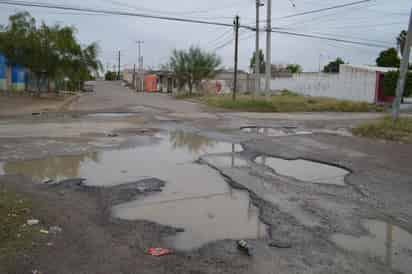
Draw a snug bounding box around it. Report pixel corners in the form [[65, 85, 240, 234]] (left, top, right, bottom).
[[270, 29, 392, 48], [0, 0, 395, 50], [273, 0, 373, 20], [0, 0, 253, 29], [206, 28, 234, 47]]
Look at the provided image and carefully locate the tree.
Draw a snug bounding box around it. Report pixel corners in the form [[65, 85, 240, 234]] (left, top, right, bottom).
[[286, 64, 302, 74], [249, 49, 265, 74], [376, 48, 400, 67], [0, 12, 102, 92], [168, 46, 221, 94], [397, 30, 407, 56], [323, 58, 345, 73], [105, 71, 117, 81]]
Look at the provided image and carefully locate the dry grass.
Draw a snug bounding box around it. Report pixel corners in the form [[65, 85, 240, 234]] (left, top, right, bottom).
[[352, 116, 412, 143], [204, 91, 383, 112], [0, 187, 39, 272]]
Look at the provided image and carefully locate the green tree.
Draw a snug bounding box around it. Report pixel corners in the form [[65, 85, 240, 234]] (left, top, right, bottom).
[[105, 71, 117, 81], [0, 12, 102, 92], [376, 48, 400, 68], [168, 46, 221, 94], [323, 58, 345, 73], [249, 49, 265, 74], [286, 64, 302, 74]]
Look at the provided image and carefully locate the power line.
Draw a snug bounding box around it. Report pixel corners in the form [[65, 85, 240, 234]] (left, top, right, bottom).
[[0, 0, 254, 30], [206, 28, 234, 47], [102, 0, 242, 16], [276, 28, 392, 45], [0, 0, 392, 50], [270, 29, 391, 48], [274, 0, 373, 20]]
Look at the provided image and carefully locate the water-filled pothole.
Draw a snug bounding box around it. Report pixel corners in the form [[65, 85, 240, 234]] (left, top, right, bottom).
[[332, 220, 412, 273], [0, 131, 267, 250], [88, 112, 137, 118], [241, 126, 312, 137], [255, 156, 349, 185], [201, 153, 249, 168]]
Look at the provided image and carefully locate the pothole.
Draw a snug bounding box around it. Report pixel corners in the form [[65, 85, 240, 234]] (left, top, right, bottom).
[[331, 220, 412, 274], [241, 126, 312, 137], [87, 112, 137, 118], [0, 131, 266, 250], [255, 156, 349, 186], [201, 154, 249, 168]]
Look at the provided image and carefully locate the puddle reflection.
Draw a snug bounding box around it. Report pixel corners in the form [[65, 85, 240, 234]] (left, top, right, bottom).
[[255, 156, 349, 186], [0, 131, 265, 250], [332, 220, 412, 273]]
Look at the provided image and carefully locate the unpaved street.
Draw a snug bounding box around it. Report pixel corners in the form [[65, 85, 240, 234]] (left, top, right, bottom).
[[1, 81, 412, 274]]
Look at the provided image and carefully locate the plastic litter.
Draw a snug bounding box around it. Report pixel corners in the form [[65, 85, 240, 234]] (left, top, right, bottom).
[[49, 226, 63, 234], [27, 219, 39, 226], [148, 247, 172, 257], [237, 240, 252, 256]]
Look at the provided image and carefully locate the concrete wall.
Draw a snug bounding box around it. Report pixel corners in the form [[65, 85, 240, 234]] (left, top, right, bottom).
[[270, 64, 378, 103]]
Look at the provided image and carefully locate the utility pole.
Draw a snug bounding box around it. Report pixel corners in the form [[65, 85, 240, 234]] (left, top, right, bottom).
[[117, 50, 121, 80], [265, 0, 272, 95], [255, 0, 263, 96], [233, 15, 240, 101], [136, 40, 144, 91], [132, 64, 136, 89], [392, 8, 412, 121]]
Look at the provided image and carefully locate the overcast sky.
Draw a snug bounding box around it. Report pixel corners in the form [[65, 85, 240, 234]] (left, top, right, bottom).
[[0, 0, 411, 72]]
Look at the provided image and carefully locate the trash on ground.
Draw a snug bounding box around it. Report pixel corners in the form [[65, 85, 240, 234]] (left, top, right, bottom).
[[148, 247, 172, 256], [49, 226, 62, 234], [39, 229, 49, 234], [27, 219, 39, 226], [237, 240, 253, 256], [269, 240, 292, 248], [107, 133, 119, 137]]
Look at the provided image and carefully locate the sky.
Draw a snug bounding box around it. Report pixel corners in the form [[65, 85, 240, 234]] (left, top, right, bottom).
[[0, 0, 410, 72]]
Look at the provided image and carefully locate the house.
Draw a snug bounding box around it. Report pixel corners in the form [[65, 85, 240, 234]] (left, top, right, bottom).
[[200, 69, 251, 94], [0, 53, 27, 92]]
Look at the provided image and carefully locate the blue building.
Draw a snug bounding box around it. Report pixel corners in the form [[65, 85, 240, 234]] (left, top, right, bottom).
[[0, 53, 27, 92], [0, 54, 6, 91]]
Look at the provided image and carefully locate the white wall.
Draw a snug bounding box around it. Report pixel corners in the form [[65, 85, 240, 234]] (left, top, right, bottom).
[[270, 65, 377, 103]]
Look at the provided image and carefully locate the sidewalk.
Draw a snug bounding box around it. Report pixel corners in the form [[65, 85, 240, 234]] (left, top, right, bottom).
[[0, 92, 80, 116]]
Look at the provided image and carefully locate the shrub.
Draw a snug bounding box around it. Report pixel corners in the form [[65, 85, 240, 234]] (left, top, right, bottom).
[[382, 71, 412, 97]]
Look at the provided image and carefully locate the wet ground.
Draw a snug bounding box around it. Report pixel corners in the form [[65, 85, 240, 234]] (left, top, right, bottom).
[[1, 81, 412, 274]]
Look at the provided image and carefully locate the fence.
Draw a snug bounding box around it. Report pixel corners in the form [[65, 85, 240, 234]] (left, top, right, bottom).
[[270, 64, 379, 103]]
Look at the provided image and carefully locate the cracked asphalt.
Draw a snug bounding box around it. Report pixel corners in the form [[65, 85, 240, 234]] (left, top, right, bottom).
[[1, 81, 411, 274]]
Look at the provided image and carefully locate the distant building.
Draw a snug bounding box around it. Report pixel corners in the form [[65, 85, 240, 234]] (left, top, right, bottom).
[[0, 53, 27, 92]]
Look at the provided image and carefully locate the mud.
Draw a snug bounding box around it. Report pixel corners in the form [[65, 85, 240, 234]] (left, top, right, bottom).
[[1, 81, 412, 274]]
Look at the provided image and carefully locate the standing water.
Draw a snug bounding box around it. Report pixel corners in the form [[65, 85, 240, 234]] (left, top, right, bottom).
[[0, 131, 267, 250], [332, 220, 412, 274]]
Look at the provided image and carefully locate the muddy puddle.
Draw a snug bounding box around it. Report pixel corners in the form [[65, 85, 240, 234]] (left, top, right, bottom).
[[0, 131, 268, 250], [241, 126, 312, 137], [113, 185, 267, 250], [87, 112, 137, 118], [332, 220, 412, 273], [255, 156, 349, 186], [201, 152, 249, 168]]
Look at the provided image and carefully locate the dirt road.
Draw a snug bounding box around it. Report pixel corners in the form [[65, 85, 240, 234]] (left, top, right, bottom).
[[1, 81, 411, 274]]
